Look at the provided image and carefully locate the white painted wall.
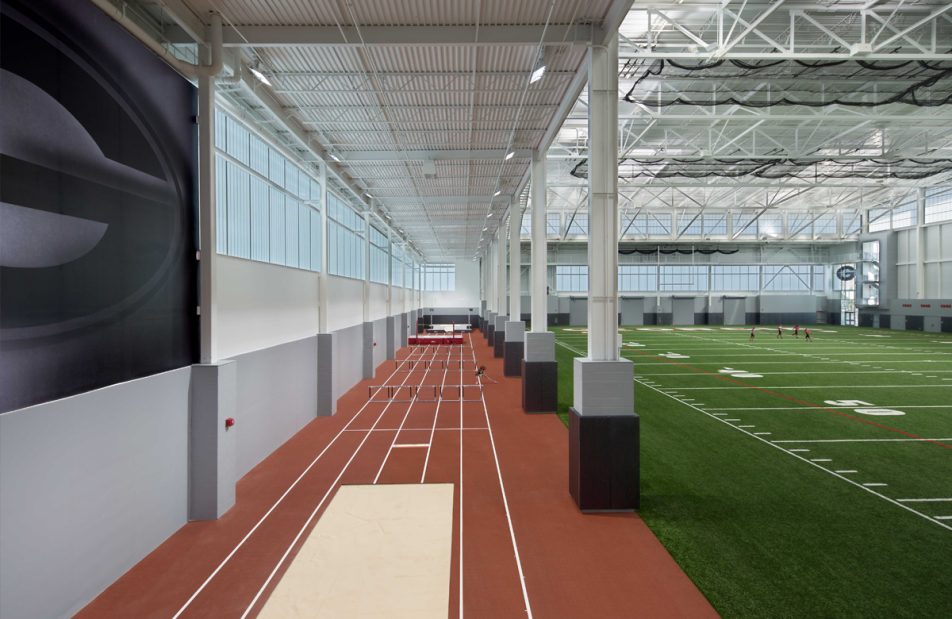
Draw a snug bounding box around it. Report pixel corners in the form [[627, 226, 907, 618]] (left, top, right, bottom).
[[368, 283, 389, 321], [897, 223, 952, 298], [423, 259, 480, 308], [326, 276, 365, 331], [215, 256, 319, 360]]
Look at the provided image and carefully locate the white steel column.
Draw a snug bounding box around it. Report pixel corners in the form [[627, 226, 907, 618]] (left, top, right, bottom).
[[487, 239, 496, 313], [318, 165, 329, 333], [531, 150, 547, 332], [386, 228, 394, 317], [917, 188, 926, 298], [509, 199, 522, 320], [496, 221, 508, 317], [586, 37, 620, 361], [363, 209, 371, 323], [197, 71, 216, 363]]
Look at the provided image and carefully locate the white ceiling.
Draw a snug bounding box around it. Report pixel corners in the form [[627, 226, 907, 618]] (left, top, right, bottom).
[[132, 0, 952, 258]]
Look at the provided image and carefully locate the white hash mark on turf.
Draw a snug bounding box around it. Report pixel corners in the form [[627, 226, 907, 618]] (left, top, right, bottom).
[[835, 470, 858, 474], [863, 482, 888, 487]]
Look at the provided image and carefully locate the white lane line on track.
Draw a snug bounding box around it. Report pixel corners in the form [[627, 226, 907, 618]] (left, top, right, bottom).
[[238, 347, 439, 619], [469, 334, 533, 619], [171, 346, 433, 619], [420, 347, 453, 482], [373, 351, 442, 484]]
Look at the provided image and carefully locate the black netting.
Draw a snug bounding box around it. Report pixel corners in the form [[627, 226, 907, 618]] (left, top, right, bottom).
[[622, 57, 952, 108], [619, 248, 739, 255], [571, 157, 952, 180]]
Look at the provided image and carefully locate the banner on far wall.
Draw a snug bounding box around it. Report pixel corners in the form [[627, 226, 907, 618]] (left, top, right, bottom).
[[0, 0, 198, 412]]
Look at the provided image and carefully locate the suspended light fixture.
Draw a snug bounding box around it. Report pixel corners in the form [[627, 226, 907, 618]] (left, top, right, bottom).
[[249, 66, 272, 86], [504, 151, 514, 160], [493, 190, 501, 197], [529, 48, 547, 84], [330, 153, 341, 162]]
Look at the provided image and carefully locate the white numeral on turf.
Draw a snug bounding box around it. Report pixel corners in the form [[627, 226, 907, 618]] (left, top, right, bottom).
[[853, 408, 905, 416], [824, 400, 905, 416], [824, 400, 874, 407]]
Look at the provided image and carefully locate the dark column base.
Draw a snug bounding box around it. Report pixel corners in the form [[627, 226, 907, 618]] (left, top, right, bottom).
[[522, 360, 557, 412], [493, 336, 505, 358], [486, 324, 495, 345], [503, 341, 524, 377], [569, 408, 640, 511]]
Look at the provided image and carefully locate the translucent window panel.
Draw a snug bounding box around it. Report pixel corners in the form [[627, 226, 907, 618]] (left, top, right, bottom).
[[711, 265, 759, 291], [620, 213, 645, 237], [546, 213, 561, 236], [423, 264, 455, 291], [269, 189, 286, 265], [813, 265, 826, 292], [566, 212, 588, 235], [814, 213, 837, 236], [285, 198, 299, 268], [758, 213, 783, 238], [646, 213, 671, 236], [868, 208, 891, 232], [250, 176, 270, 262], [925, 187, 952, 224], [225, 116, 249, 165], [892, 199, 918, 229], [249, 134, 269, 177], [618, 265, 657, 292], [298, 202, 311, 269], [215, 155, 228, 254], [226, 161, 250, 259], [703, 212, 727, 236], [843, 211, 862, 235], [787, 212, 814, 238], [762, 265, 813, 291], [310, 209, 322, 272], [269, 149, 285, 186], [555, 265, 588, 292], [521, 212, 531, 235], [659, 265, 708, 291], [733, 212, 759, 238], [214, 108, 227, 151], [679, 213, 703, 237]]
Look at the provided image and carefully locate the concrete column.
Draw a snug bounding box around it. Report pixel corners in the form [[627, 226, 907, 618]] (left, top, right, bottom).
[[504, 200, 525, 376], [318, 164, 329, 333], [362, 211, 374, 378], [494, 225, 508, 357], [530, 150, 548, 333], [523, 149, 557, 410], [317, 333, 335, 415], [197, 71, 217, 363], [917, 188, 926, 299], [570, 37, 638, 512], [189, 361, 237, 519], [486, 240, 497, 344], [509, 200, 521, 320]]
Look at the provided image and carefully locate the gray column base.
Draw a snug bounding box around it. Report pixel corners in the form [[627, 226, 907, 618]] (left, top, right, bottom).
[[385, 316, 395, 360], [399, 312, 408, 347], [493, 315, 507, 357], [362, 321, 374, 379], [317, 333, 335, 416], [485, 312, 496, 342], [522, 360, 557, 412], [504, 341, 523, 376], [189, 361, 237, 521], [569, 408, 640, 511]]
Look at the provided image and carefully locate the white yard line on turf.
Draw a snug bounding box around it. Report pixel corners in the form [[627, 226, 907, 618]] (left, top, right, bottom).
[[172, 345, 433, 619], [238, 347, 436, 619], [470, 334, 534, 619], [554, 339, 952, 534], [707, 405, 952, 411], [897, 498, 952, 503], [772, 437, 952, 443], [666, 384, 952, 390]]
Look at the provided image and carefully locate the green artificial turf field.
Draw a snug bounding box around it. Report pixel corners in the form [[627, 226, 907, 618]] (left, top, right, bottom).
[[553, 325, 952, 618]]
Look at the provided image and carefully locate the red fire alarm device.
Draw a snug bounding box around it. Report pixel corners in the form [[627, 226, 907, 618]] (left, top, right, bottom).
[[225, 417, 235, 429]]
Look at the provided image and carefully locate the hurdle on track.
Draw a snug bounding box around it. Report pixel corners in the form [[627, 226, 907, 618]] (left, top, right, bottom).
[[368, 383, 483, 402], [395, 359, 478, 372]]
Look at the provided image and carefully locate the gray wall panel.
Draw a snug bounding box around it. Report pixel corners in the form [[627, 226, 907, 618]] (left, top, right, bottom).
[[0, 368, 191, 619], [333, 323, 365, 404], [233, 337, 318, 479], [373, 318, 387, 370]]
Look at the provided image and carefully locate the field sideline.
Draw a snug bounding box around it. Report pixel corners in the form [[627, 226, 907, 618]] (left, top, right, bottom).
[[553, 325, 952, 618]]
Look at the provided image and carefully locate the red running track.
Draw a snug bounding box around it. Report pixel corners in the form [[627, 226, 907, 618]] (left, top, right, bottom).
[[76, 332, 716, 618]]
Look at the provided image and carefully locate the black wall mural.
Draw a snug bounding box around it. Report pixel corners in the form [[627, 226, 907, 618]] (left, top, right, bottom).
[[0, 0, 198, 412]]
